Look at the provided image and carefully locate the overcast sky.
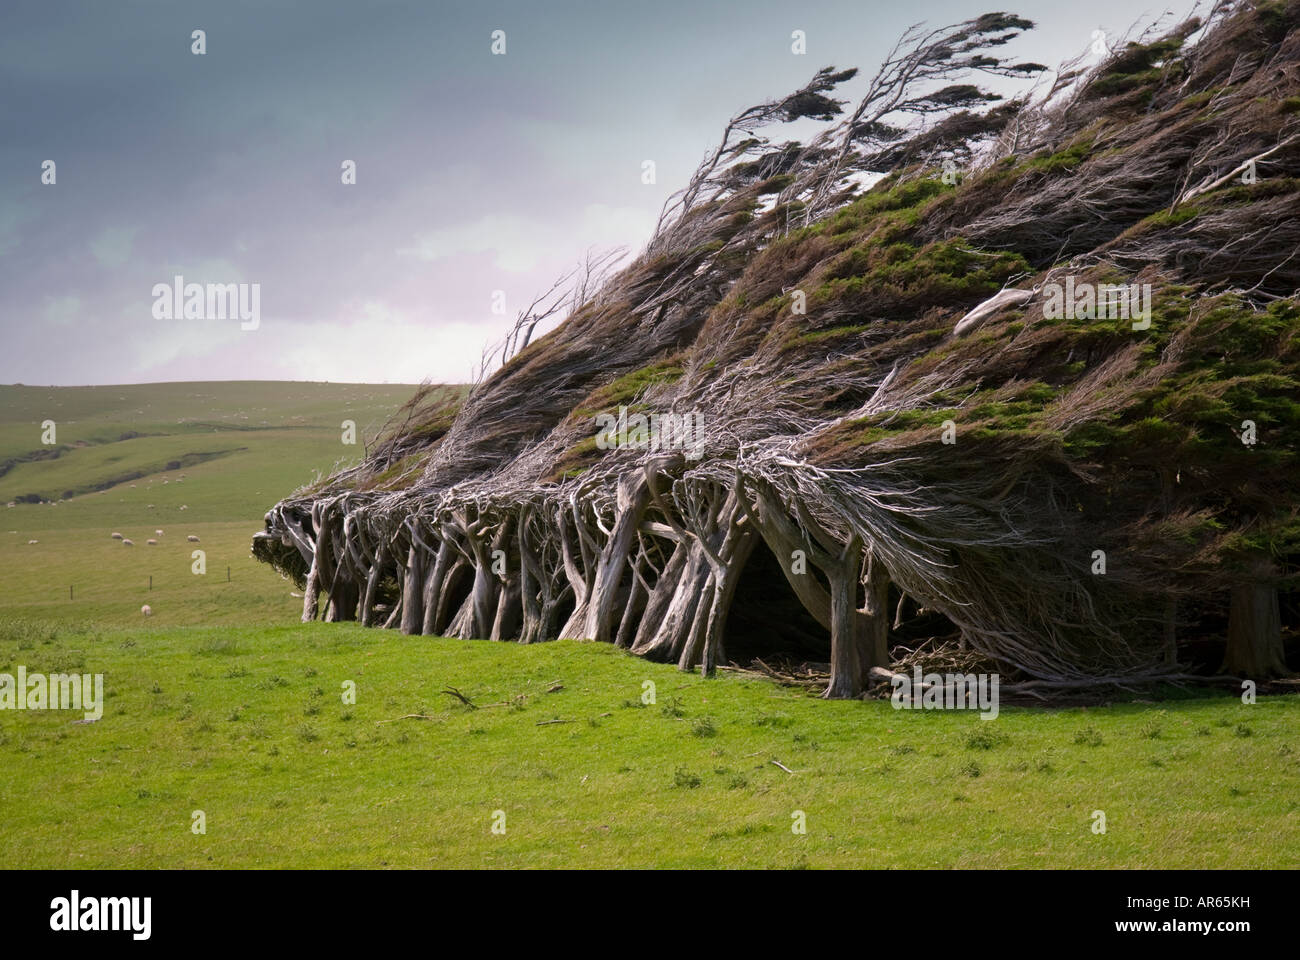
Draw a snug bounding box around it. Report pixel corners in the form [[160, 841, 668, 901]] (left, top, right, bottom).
[[0, 0, 1195, 386]]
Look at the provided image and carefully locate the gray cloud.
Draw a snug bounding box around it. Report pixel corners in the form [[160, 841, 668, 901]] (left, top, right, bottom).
[[0, 0, 1190, 385]]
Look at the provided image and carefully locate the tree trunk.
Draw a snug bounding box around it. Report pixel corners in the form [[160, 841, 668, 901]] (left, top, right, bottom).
[[823, 535, 864, 699], [360, 542, 389, 627], [301, 519, 329, 623], [584, 474, 651, 643], [860, 545, 890, 671], [421, 539, 452, 635], [401, 543, 424, 634], [1223, 558, 1286, 677]]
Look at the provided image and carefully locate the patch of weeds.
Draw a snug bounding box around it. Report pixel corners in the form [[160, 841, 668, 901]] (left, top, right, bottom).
[[890, 743, 917, 755], [1234, 724, 1252, 738], [1074, 726, 1104, 747], [660, 696, 685, 719], [960, 761, 981, 778], [1140, 713, 1166, 740], [673, 767, 702, 789], [964, 727, 1006, 750], [691, 717, 717, 738], [197, 637, 239, 656], [297, 724, 319, 743]]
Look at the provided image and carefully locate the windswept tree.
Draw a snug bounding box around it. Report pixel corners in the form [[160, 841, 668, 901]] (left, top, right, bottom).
[[256, 2, 1299, 699]]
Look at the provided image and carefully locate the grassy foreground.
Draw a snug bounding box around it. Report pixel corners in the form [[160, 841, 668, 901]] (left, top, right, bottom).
[[1, 618, 1297, 869]]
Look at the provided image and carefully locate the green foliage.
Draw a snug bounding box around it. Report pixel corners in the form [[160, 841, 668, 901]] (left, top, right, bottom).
[[1087, 34, 1189, 99], [579, 360, 684, 416], [1140, 206, 1201, 229], [1026, 140, 1093, 174], [814, 238, 1029, 311]]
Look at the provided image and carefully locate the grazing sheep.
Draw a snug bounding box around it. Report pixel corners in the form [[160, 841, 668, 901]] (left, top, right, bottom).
[[146, 538, 157, 545], [27, 539, 38, 545], [179, 504, 189, 511], [122, 538, 135, 546], [141, 604, 152, 617], [187, 535, 200, 542], [111, 532, 124, 540], [5, 502, 14, 508], [155, 529, 163, 536]]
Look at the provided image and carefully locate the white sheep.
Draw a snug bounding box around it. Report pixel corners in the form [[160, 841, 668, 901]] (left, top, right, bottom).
[[146, 538, 158, 545], [122, 538, 135, 546], [155, 529, 163, 536], [179, 504, 189, 511], [111, 532, 123, 540], [27, 539, 38, 545], [187, 535, 200, 542], [141, 604, 152, 616]]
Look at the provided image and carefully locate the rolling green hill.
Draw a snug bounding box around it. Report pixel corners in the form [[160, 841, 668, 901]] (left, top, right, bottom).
[[0, 381, 436, 513], [0, 381, 442, 624]]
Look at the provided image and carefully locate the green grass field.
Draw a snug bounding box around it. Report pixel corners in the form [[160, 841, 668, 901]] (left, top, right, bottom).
[[1, 382, 1297, 868], [1, 620, 1296, 868]]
